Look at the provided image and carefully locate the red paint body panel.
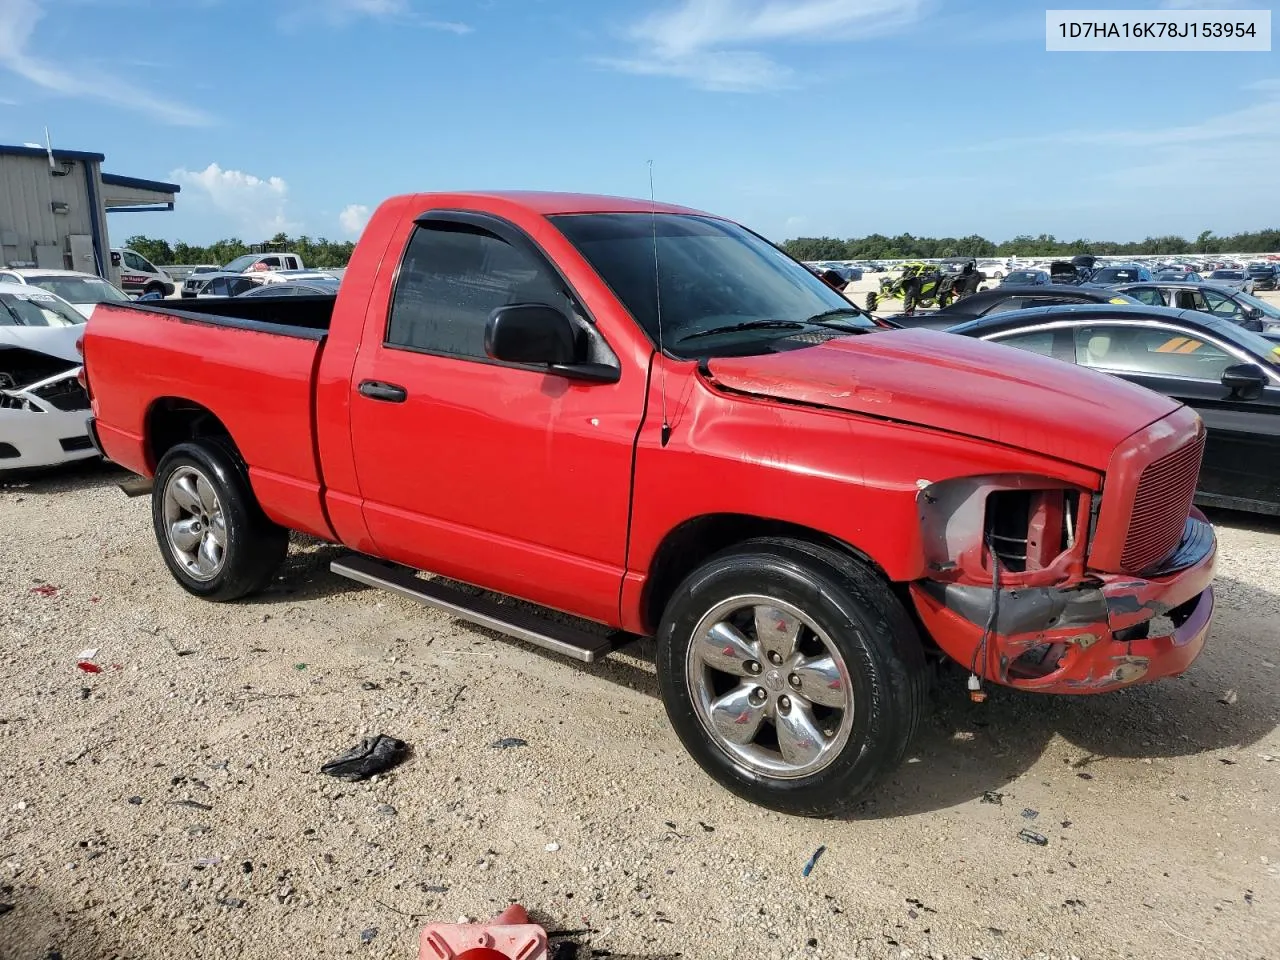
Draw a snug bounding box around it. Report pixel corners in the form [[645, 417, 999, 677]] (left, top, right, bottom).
[[86, 305, 334, 540], [706, 331, 1180, 472], [83, 191, 1218, 696]]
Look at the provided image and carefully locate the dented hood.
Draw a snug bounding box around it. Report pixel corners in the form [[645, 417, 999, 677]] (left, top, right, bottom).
[[703, 329, 1181, 471], [0, 325, 83, 365]]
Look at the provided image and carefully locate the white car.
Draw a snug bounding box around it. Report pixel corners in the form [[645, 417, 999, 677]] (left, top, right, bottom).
[[0, 282, 96, 470], [977, 259, 1009, 281], [0, 268, 132, 319], [110, 248, 176, 298]]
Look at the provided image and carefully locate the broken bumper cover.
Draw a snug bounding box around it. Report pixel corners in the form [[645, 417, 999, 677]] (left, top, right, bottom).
[[910, 515, 1216, 693]]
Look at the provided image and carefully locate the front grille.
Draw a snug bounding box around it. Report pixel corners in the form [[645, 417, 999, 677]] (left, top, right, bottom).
[[59, 436, 93, 453], [1121, 433, 1205, 573], [32, 379, 90, 412]]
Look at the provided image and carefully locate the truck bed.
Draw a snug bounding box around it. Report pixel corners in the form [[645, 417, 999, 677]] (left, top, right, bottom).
[[122, 295, 336, 338], [86, 297, 336, 539]]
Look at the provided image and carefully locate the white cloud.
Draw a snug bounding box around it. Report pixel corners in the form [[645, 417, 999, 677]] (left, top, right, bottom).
[[172, 163, 298, 238], [339, 203, 372, 236], [0, 0, 212, 125], [602, 0, 924, 91], [290, 0, 471, 33]]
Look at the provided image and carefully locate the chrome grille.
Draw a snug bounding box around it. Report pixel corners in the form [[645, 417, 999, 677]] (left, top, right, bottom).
[[1121, 433, 1205, 573]]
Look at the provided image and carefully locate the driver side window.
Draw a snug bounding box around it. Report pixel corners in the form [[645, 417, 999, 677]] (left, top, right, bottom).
[[1073, 324, 1235, 381], [1126, 287, 1166, 307]]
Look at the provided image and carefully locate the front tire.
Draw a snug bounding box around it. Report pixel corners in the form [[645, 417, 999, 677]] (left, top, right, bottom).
[[151, 441, 288, 602], [656, 538, 926, 817]]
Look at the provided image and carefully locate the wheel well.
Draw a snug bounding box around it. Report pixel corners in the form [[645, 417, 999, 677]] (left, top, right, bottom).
[[641, 514, 890, 634], [145, 398, 235, 471]]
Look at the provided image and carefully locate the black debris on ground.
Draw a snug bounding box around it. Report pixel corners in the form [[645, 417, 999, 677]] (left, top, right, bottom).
[[320, 735, 409, 781], [981, 791, 1003, 805], [1018, 829, 1049, 847], [490, 737, 529, 749]]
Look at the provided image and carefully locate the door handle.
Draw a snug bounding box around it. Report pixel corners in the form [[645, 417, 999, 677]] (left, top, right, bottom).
[[358, 380, 408, 403]]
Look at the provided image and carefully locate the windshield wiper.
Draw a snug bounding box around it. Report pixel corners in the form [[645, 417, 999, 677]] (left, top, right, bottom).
[[677, 319, 807, 343], [800, 307, 877, 328]]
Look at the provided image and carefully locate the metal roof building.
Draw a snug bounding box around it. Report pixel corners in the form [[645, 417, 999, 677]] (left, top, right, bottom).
[[0, 143, 179, 279]]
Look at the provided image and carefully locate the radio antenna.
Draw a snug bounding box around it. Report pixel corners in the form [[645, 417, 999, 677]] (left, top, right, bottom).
[[649, 160, 671, 447]]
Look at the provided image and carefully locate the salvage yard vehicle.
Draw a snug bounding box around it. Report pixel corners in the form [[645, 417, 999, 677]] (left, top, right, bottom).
[[181, 252, 308, 297], [83, 191, 1217, 816], [0, 268, 132, 318], [890, 284, 1139, 330], [1246, 262, 1278, 291], [0, 283, 95, 470], [110, 248, 175, 298], [1113, 282, 1280, 337], [948, 303, 1280, 514], [867, 261, 974, 314]]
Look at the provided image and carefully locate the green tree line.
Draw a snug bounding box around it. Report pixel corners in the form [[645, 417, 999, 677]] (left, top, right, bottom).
[[123, 232, 357, 269], [782, 227, 1280, 262]]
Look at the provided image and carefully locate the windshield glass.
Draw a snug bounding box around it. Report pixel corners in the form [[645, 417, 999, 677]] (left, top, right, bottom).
[[1235, 291, 1280, 319], [1004, 271, 1040, 283], [551, 213, 874, 357], [1247, 264, 1273, 273], [0, 291, 87, 327], [220, 255, 259, 273], [1093, 268, 1141, 283], [1210, 271, 1243, 280], [28, 276, 130, 304]]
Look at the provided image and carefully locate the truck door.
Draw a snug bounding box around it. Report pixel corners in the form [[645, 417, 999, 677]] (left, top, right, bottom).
[[346, 215, 646, 625]]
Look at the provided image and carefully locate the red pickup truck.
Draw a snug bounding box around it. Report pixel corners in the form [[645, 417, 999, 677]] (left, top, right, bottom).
[[83, 192, 1216, 815]]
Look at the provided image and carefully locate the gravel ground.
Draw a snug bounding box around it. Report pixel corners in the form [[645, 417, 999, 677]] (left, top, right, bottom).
[[1, 459, 1278, 960]]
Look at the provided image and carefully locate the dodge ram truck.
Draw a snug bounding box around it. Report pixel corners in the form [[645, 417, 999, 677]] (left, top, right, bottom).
[[82, 192, 1217, 816]]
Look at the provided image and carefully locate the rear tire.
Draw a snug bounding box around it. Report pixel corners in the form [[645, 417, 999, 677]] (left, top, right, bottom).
[[656, 538, 926, 817], [865, 292, 878, 311], [151, 440, 288, 602]]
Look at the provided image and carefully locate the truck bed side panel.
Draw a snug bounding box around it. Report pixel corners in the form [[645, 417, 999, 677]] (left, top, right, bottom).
[[87, 304, 333, 540]]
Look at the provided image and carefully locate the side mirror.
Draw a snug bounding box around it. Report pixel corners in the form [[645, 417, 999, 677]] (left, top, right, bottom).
[[1221, 362, 1269, 401], [485, 304, 620, 383], [486, 303, 579, 366]]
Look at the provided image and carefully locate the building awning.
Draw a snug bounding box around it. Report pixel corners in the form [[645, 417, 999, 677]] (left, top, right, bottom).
[[102, 172, 181, 212]]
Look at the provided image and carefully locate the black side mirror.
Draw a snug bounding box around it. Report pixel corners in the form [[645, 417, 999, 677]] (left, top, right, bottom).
[[1221, 362, 1269, 401], [485, 304, 620, 383], [486, 303, 578, 365]]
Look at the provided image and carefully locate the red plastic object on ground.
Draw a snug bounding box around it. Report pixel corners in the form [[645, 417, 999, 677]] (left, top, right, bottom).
[[419, 905, 547, 960]]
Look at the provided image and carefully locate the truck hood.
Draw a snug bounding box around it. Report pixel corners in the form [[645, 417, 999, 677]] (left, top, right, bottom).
[[703, 329, 1180, 472]]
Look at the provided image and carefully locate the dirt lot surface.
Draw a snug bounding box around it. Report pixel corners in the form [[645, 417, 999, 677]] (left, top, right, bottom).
[[1, 462, 1278, 960]]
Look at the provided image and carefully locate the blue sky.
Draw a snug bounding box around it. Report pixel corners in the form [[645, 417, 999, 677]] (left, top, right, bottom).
[[0, 0, 1276, 245]]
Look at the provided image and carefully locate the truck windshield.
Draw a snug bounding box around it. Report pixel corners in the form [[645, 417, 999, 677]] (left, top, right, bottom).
[[221, 255, 259, 273], [551, 213, 874, 357]]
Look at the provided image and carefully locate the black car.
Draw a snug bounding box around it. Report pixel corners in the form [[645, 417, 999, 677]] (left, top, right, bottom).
[[1113, 282, 1280, 339], [888, 283, 1138, 329], [1000, 269, 1050, 286], [1246, 263, 1278, 291], [946, 304, 1280, 514], [1088, 264, 1152, 285]]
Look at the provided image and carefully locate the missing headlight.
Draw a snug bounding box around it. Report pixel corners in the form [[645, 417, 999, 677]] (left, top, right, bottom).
[[985, 489, 1080, 573]]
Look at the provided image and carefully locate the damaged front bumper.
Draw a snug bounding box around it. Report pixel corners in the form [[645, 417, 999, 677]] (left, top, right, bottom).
[[910, 515, 1216, 693]]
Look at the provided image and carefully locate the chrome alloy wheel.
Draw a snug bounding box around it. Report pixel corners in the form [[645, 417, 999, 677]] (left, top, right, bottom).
[[161, 465, 227, 582], [685, 595, 855, 779]]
